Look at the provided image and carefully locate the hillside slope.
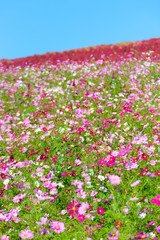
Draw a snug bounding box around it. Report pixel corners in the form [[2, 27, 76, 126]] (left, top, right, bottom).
[[1, 37, 160, 68]]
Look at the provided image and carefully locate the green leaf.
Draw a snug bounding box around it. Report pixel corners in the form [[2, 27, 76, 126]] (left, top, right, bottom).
[[59, 157, 64, 164]]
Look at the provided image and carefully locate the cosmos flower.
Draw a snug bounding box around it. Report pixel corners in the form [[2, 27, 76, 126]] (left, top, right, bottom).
[[130, 180, 141, 187], [97, 207, 105, 215], [50, 221, 65, 233], [109, 175, 121, 185], [19, 229, 34, 239], [78, 202, 89, 214]]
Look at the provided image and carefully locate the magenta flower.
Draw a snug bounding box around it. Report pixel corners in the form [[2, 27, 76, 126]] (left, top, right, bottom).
[[67, 201, 80, 217], [97, 207, 105, 215], [50, 221, 65, 233], [154, 171, 160, 176], [156, 225, 160, 234], [146, 221, 155, 228], [61, 172, 67, 177], [77, 214, 85, 222], [134, 231, 150, 239], [119, 150, 129, 157], [19, 229, 34, 239], [151, 195, 160, 205], [98, 159, 107, 165]]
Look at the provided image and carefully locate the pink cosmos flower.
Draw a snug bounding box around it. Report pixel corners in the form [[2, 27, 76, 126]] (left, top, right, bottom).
[[19, 229, 34, 239], [75, 158, 81, 165], [13, 196, 20, 203], [111, 150, 119, 157], [50, 221, 65, 233], [85, 213, 95, 220], [91, 190, 98, 197], [150, 160, 156, 165], [36, 217, 48, 225], [1, 235, 9, 240], [130, 197, 139, 201], [130, 180, 141, 187], [72, 180, 84, 189], [123, 208, 129, 214], [12, 217, 20, 223], [10, 208, 19, 216], [97, 207, 105, 215], [156, 225, 160, 234], [77, 190, 88, 199], [109, 175, 121, 185], [0, 213, 6, 221], [78, 202, 89, 214], [108, 228, 120, 240]]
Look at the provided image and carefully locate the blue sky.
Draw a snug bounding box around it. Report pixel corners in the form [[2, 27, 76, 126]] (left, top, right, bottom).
[[0, 0, 160, 60]]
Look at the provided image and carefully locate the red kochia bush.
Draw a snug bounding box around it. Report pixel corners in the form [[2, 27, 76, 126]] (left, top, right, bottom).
[[1, 37, 160, 69]]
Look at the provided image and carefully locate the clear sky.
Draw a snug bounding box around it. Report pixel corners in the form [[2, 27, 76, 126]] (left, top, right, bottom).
[[0, 0, 160, 60]]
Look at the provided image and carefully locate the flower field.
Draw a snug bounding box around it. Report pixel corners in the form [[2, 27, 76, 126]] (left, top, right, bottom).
[[0, 39, 160, 239]]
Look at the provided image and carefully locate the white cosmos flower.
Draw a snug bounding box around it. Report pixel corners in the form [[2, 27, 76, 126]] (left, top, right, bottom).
[[59, 127, 65, 133], [57, 182, 64, 188], [17, 206, 21, 211], [149, 232, 156, 238], [35, 128, 42, 133], [4, 179, 9, 185], [88, 169, 94, 175], [137, 203, 141, 207], [138, 213, 146, 219], [86, 182, 93, 188], [97, 175, 105, 181], [34, 181, 40, 187], [37, 172, 43, 177]]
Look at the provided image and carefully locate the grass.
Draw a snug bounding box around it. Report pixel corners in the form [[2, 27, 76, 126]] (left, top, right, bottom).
[[0, 52, 160, 240]]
